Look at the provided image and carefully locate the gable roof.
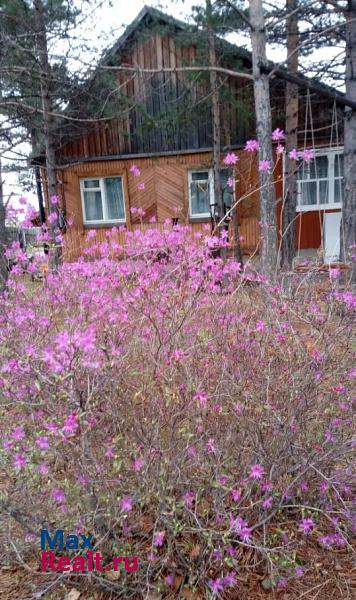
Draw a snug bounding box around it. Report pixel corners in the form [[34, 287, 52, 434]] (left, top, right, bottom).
[[101, 5, 253, 68], [100, 4, 353, 111]]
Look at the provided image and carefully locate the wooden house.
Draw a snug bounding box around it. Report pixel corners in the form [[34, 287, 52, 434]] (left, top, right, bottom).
[[45, 6, 346, 262]]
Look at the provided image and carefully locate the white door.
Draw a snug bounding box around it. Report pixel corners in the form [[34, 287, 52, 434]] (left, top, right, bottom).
[[323, 212, 342, 263]]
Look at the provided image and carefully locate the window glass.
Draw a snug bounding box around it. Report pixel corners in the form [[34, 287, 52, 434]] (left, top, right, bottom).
[[190, 171, 210, 215], [83, 191, 103, 221], [309, 155, 328, 179], [105, 178, 125, 220], [297, 151, 343, 209], [334, 154, 343, 177], [319, 180, 329, 205], [300, 181, 317, 206], [191, 171, 209, 181], [334, 179, 343, 203], [81, 177, 125, 222], [83, 179, 100, 188]]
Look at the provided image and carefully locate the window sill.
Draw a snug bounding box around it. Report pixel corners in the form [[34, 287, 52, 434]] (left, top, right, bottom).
[[296, 205, 342, 213], [189, 216, 211, 223], [83, 222, 126, 228]]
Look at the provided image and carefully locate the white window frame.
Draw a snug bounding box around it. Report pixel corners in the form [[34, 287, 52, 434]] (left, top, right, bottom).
[[188, 168, 235, 219], [296, 146, 343, 212], [80, 176, 126, 225]]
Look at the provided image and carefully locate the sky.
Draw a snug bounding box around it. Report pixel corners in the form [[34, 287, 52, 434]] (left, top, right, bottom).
[[2, 0, 342, 213]]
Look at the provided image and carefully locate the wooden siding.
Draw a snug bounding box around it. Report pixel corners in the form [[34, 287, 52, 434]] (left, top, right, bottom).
[[58, 29, 255, 162], [59, 146, 341, 261], [60, 150, 261, 260]]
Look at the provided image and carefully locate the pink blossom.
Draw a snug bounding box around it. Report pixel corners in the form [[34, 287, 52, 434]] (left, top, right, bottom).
[[299, 518, 315, 534], [132, 457, 144, 472], [216, 476, 227, 486], [130, 164, 141, 177], [47, 212, 58, 225], [330, 268, 341, 279], [300, 481, 309, 493], [272, 128, 285, 141], [300, 148, 314, 162], [13, 453, 26, 469], [11, 426, 25, 441], [52, 487, 66, 504], [187, 446, 197, 459], [87, 229, 96, 239], [45, 422, 59, 434], [348, 367, 356, 378], [227, 176, 234, 188], [165, 575, 174, 586], [245, 139, 260, 152], [258, 160, 271, 172], [223, 152, 239, 165], [194, 390, 208, 408], [318, 534, 346, 547], [19, 196, 27, 205], [208, 578, 224, 595], [38, 463, 50, 476], [105, 447, 114, 458], [36, 436, 50, 450], [182, 490, 195, 509], [138, 182, 145, 190], [50, 195, 59, 205], [255, 320, 266, 332], [262, 496, 273, 509], [120, 496, 134, 512], [153, 531, 165, 547], [241, 525, 253, 541], [231, 489, 241, 502], [276, 144, 284, 154], [249, 463, 265, 480], [325, 429, 334, 442], [77, 474, 88, 486], [223, 571, 237, 587], [62, 413, 78, 435], [288, 148, 298, 160], [206, 437, 217, 454]]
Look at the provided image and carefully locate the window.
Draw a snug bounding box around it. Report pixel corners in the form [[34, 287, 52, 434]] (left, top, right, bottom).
[[296, 149, 343, 211], [188, 168, 234, 218], [80, 177, 125, 224]]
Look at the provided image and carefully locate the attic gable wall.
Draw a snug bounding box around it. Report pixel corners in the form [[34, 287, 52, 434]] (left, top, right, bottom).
[[58, 26, 256, 163]]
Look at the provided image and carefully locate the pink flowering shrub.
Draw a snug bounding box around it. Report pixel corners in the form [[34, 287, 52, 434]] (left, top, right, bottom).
[[0, 224, 355, 597]]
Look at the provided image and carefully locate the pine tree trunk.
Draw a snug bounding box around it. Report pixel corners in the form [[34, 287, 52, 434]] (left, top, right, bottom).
[[31, 130, 46, 225], [281, 0, 299, 269], [0, 30, 8, 291], [0, 159, 8, 292], [342, 0, 356, 282], [33, 0, 61, 269], [249, 0, 278, 276], [207, 0, 223, 228]]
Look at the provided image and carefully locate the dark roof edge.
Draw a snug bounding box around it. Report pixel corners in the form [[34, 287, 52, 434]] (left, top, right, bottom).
[[101, 5, 188, 65], [56, 146, 241, 169]]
